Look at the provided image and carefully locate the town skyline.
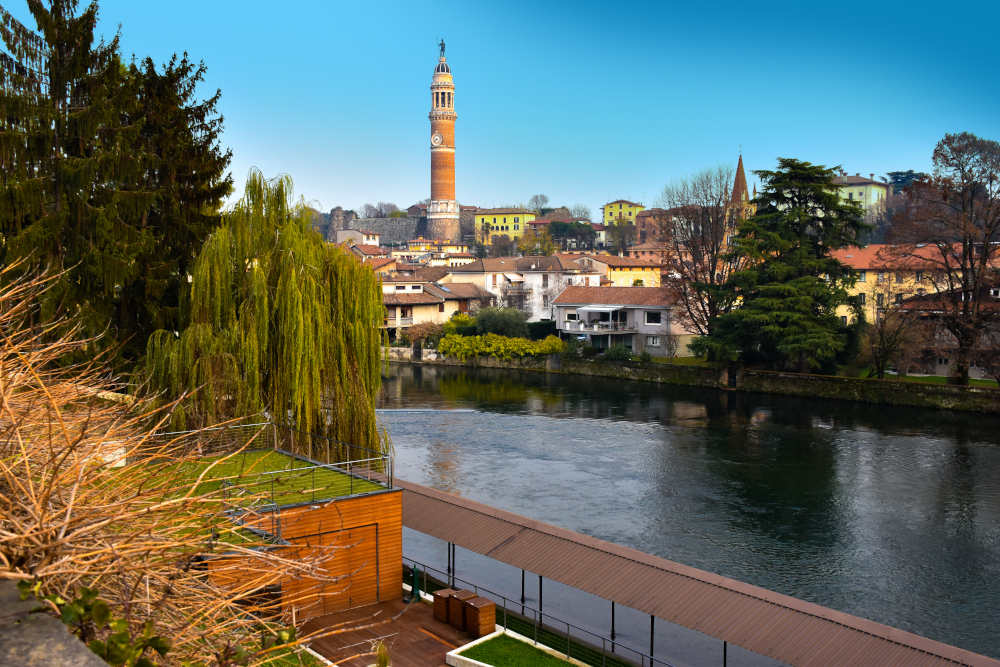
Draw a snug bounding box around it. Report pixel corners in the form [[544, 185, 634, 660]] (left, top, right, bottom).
[[9, 0, 998, 217]]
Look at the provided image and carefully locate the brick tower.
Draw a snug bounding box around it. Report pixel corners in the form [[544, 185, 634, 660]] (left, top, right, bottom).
[[427, 40, 460, 242]]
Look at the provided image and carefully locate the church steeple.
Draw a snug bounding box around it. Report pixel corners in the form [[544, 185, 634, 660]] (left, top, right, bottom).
[[732, 153, 750, 206]]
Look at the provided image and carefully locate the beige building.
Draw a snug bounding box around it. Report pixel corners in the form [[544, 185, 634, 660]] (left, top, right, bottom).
[[382, 277, 491, 332], [572, 255, 661, 287], [336, 229, 381, 246]]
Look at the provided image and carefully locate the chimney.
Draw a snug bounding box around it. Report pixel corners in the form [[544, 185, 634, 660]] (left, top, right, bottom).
[[870, 173, 874, 180], [855, 173, 860, 177]]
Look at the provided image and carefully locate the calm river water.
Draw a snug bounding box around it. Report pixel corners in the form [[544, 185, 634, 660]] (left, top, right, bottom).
[[378, 364, 1000, 661]]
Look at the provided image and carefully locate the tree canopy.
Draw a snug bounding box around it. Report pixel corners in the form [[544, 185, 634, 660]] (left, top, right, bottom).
[[0, 0, 231, 365], [144, 170, 388, 453], [691, 159, 868, 372]]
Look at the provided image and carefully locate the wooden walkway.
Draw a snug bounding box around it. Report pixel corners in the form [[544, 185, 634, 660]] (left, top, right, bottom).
[[303, 598, 480, 667]]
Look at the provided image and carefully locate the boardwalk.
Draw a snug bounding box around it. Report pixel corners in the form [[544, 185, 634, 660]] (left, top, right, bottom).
[[304, 598, 477, 667]]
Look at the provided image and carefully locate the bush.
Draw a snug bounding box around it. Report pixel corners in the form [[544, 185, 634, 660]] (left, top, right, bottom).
[[582, 345, 599, 358], [563, 337, 581, 356], [438, 334, 565, 360], [454, 324, 478, 337], [527, 320, 558, 340], [476, 307, 529, 338], [443, 312, 476, 335], [603, 344, 633, 362], [638, 350, 652, 364]]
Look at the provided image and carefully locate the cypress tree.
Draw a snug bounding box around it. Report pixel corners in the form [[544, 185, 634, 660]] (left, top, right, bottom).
[[692, 159, 869, 372], [144, 170, 388, 455]]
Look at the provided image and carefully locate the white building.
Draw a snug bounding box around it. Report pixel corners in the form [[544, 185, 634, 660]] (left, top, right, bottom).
[[552, 286, 678, 355]]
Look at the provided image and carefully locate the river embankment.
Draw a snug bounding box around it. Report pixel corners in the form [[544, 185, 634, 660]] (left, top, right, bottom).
[[384, 346, 1000, 414]]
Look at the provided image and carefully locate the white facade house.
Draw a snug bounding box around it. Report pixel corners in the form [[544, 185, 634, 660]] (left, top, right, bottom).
[[832, 174, 891, 213], [442, 257, 601, 322], [553, 286, 677, 355]]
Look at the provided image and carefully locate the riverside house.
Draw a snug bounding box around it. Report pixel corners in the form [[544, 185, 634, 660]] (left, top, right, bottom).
[[553, 285, 678, 354], [382, 277, 492, 336], [573, 254, 662, 287]]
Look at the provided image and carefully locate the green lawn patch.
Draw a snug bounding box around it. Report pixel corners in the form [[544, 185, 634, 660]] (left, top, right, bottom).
[[171, 450, 386, 509], [853, 369, 998, 388], [647, 355, 707, 366], [461, 633, 575, 667]]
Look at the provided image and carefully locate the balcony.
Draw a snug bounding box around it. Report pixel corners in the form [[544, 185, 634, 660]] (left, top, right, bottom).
[[564, 320, 637, 333], [381, 317, 414, 328]]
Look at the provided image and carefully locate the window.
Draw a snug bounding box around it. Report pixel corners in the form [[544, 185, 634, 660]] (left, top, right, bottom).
[[566, 313, 578, 321], [878, 271, 885, 282], [410, 285, 420, 290], [503, 217, 507, 223], [628, 211, 633, 216], [895, 294, 903, 304], [619, 204, 622, 209], [858, 293, 866, 305], [514, 225, 519, 230], [543, 295, 549, 308], [915, 271, 923, 282], [895, 272, 904, 283], [646, 336, 660, 346], [645, 311, 662, 325], [876, 293, 884, 307], [395, 285, 405, 291], [938, 358, 949, 366], [991, 288, 1000, 298], [514, 217, 519, 223], [439, 303, 445, 312], [841, 316, 848, 325], [848, 192, 854, 200], [493, 217, 497, 224], [858, 271, 867, 282], [386, 307, 396, 318]]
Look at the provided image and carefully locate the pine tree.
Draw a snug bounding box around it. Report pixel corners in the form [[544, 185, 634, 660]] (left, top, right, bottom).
[[0, 2, 230, 365], [691, 159, 869, 372], [144, 170, 388, 455]]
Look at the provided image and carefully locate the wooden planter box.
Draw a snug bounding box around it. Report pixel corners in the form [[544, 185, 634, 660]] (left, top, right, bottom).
[[464, 597, 496, 638], [433, 588, 455, 623], [448, 589, 477, 631]]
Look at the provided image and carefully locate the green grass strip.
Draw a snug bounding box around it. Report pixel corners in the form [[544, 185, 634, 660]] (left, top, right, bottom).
[[461, 633, 576, 666]]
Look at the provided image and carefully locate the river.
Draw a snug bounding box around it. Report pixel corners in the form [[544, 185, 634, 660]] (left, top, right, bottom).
[[377, 363, 1000, 663]]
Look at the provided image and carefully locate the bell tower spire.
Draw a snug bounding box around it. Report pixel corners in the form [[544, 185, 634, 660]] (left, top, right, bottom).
[[428, 43, 459, 242]]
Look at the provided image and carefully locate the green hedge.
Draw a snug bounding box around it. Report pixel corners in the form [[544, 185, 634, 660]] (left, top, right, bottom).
[[527, 320, 558, 340]]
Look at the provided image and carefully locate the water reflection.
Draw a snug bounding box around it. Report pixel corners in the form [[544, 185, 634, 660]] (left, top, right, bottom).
[[379, 363, 1000, 658]]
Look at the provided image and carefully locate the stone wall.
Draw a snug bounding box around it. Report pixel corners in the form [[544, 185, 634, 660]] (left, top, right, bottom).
[[460, 209, 477, 242], [351, 217, 428, 245], [740, 369, 1000, 413]]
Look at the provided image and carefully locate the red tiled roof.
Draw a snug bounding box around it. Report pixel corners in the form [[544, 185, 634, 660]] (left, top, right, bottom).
[[383, 291, 443, 306], [833, 174, 888, 187], [370, 257, 396, 269], [603, 199, 642, 207], [554, 285, 674, 307], [352, 244, 386, 255], [831, 244, 942, 270]]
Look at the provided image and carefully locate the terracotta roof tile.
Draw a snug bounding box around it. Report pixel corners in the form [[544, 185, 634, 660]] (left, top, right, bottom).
[[383, 291, 443, 305], [554, 286, 675, 307]]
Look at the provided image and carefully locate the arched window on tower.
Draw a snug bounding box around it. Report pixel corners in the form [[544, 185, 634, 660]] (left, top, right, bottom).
[[448, 92, 452, 107]]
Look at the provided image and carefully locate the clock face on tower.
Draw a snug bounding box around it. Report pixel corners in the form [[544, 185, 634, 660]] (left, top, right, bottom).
[[431, 133, 443, 146]]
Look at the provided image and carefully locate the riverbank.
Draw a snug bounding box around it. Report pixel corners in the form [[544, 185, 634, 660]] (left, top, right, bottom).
[[384, 347, 1000, 414]]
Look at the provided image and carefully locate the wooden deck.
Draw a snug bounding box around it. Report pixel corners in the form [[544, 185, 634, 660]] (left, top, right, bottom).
[[303, 597, 482, 667]]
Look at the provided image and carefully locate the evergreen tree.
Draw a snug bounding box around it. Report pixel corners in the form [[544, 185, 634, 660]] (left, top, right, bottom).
[[144, 170, 388, 454], [691, 159, 868, 372], [0, 2, 230, 365]]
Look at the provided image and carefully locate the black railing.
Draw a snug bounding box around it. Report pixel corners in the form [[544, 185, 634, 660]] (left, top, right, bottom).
[[403, 556, 681, 667]]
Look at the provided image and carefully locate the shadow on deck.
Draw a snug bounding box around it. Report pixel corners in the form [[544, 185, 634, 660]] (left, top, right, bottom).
[[304, 598, 477, 667]]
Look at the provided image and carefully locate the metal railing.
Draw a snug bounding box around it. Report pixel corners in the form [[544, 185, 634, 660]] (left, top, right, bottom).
[[403, 556, 680, 667]]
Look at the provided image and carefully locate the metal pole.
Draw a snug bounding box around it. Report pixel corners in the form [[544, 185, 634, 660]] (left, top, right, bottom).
[[650, 615, 654, 658], [724, 641, 727, 667], [567, 622, 571, 659], [521, 569, 525, 603], [539, 575, 543, 612], [611, 601, 616, 640]]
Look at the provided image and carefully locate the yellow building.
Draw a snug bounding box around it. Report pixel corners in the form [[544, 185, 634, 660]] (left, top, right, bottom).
[[832, 173, 891, 213], [831, 244, 938, 323], [476, 208, 536, 241], [406, 238, 469, 254], [572, 255, 661, 287], [602, 200, 645, 226]]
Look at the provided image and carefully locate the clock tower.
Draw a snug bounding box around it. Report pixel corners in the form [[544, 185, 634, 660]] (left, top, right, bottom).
[[428, 41, 460, 242]]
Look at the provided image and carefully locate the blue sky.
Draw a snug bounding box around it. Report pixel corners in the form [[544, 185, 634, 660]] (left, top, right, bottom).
[[8, 0, 1000, 217]]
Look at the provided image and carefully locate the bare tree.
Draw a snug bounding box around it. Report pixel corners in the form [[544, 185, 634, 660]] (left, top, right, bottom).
[[605, 223, 636, 254], [655, 165, 746, 337], [528, 194, 549, 212], [858, 279, 926, 379], [887, 132, 1000, 385], [570, 204, 592, 221], [357, 202, 400, 218]]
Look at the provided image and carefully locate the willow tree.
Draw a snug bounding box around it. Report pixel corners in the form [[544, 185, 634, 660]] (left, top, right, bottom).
[[144, 170, 387, 454]]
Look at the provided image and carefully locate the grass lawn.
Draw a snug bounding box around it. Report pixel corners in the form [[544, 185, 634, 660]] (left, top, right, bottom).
[[172, 450, 386, 509], [461, 633, 575, 667], [854, 370, 999, 388], [647, 355, 707, 366]]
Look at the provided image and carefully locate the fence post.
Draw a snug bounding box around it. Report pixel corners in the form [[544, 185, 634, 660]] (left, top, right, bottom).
[[650, 615, 654, 658], [567, 622, 570, 658], [724, 641, 727, 667]]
